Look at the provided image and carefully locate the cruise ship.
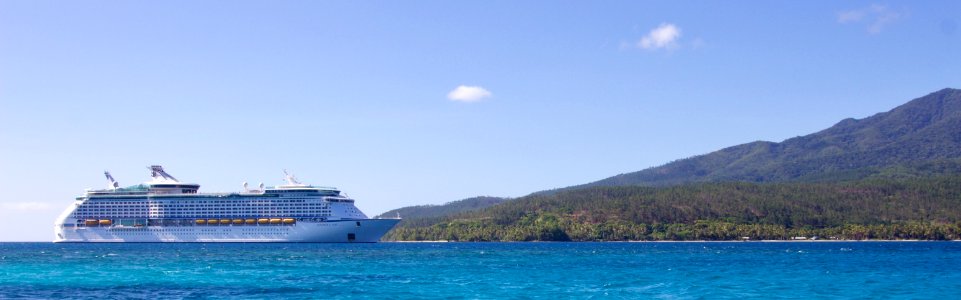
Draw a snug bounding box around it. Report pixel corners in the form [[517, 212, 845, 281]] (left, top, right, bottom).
[[54, 166, 400, 242]]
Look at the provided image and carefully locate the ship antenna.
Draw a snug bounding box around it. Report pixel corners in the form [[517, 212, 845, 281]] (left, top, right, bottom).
[[104, 171, 119, 189]]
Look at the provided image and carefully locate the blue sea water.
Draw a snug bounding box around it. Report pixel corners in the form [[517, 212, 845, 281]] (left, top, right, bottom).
[[1, 242, 960, 299]]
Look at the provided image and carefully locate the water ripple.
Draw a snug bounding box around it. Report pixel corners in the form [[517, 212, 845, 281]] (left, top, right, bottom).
[[0, 242, 959, 298]]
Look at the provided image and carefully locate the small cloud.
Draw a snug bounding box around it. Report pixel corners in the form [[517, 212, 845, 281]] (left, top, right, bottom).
[[447, 85, 492, 103], [837, 10, 865, 23], [638, 23, 682, 50], [1, 202, 53, 211], [838, 4, 903, 34]]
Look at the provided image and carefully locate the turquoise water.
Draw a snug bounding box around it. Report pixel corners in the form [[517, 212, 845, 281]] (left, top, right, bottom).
[[1, 242, 960, 299]]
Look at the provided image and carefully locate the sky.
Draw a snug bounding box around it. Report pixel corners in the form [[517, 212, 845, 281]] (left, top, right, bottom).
[[1, 1, 959, 241]]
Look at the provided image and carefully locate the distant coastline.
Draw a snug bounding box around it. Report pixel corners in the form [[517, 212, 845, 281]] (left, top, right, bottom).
[[0, 239, 958, 243], [386, 239, 961, 243]]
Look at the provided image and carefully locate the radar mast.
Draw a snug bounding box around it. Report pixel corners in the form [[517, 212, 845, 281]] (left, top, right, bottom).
[[283, 170, 306, 186], [148, 165, 180, 183], [104, 171, 119, 190]]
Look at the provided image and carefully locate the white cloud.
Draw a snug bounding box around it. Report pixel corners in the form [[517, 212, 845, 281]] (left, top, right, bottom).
[[447, 85, 492, 102], [838, 4, 903, 34], [638, 23, 682, 50], [1, 202, 53, 211]]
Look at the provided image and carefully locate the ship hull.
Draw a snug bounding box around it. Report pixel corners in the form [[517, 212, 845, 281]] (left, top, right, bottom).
[[53, 219, 400, 243]]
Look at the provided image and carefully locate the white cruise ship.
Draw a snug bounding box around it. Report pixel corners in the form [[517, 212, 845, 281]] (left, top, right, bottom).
[[54, 166, 400, 243]]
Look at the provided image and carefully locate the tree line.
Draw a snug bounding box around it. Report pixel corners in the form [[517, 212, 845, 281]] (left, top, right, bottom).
[[383, 176, 961, 241]]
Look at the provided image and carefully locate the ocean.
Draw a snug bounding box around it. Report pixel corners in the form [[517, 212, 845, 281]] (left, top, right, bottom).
[[1, 242, 959, 299]]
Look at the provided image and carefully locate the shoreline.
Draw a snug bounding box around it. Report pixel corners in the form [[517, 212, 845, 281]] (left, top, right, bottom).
[[1, 239, 958, 243], [387, 239, 960, 243]]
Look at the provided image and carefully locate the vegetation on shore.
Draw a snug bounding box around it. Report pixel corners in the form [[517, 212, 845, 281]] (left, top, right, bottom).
[[384, 176, 961, 241]]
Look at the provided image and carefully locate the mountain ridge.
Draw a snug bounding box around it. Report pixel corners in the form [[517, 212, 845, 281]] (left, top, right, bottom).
[[375, 196, 507, 220], [545, 88, 961, 192]]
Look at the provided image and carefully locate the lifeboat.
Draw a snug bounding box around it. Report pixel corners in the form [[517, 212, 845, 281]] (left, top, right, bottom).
[[98, 219, 112, 226], [219, 219, 230, 225], [208, 219, 219, 225], [195, 219, 206, 225], [245, 219, 256, 224], [269, 218, 282, 224], [283, 218, 295, 224], [232, 219, 243, 225], [85, 219, 98, 226], [257, 218, 269, 224]]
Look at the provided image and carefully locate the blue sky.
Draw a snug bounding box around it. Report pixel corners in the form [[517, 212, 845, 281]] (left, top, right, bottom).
[[1, 1, 959, 241]]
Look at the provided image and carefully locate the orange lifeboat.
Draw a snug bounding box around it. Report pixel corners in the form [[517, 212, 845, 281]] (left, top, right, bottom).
[[195, 219, 207, 225], [232, 219, 243, 225], [283, 218, 295, 224], [219, 219, 230, 225], [98, 219, 112, 226], [269, 218, 281, 224], [245, 219, 256, 224], [257, 218, 269, 224], [85, 219, 98, 226], [208, 219, 219, 225]]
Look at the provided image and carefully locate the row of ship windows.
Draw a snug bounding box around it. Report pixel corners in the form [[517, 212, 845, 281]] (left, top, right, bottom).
[[75, 216, 331, 218], [74, 210, 334, 213], [69, 218, 329, 224], [83, 204, 328, 206], [77, 207, 327, 211], [93, 199, 312, 202], [78, 208, 332, 211], [78, 209, 328, 211], [75, 213, 332, 217], [85, 230, 293, 235], [76, 208, 331, 213], [85, 203, 330, 206], [76, 212, 333, 216], [86, 199, 340, 205], [77, 205, 343, 211], [78, 207, 332, 211], [74, 210, 332, 213], [82, 229, 291, 231], [75, 216, 332, 219]]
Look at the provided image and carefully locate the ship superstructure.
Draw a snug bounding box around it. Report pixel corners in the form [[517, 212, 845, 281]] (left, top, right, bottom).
[[54, 166, 400, 242]]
